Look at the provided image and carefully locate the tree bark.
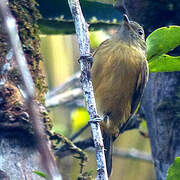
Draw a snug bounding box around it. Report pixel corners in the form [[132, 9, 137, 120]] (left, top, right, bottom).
[[0, 0, 52, 179], [142, 72, 180, 180], [0, 132, 44, 180]]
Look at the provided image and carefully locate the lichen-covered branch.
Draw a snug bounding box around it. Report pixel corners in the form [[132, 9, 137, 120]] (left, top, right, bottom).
[[0, 1, 62, 179], [55, 137, 152, 163], [67, 0, 108, 179]]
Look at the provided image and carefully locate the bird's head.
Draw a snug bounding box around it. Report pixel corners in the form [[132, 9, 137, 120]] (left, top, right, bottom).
[[117, 14, 146, 50]]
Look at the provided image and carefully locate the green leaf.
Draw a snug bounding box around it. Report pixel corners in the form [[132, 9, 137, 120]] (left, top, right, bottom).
[[33, 171, 48, 179], [146, 26, 180, 60], [148, 54, 180, 73], [166, 157, 180, 180]]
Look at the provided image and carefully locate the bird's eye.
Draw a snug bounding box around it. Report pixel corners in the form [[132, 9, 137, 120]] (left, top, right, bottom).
[[138, 29, 143, 36]]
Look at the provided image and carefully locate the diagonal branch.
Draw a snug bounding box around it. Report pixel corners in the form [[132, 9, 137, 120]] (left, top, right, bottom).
[[46, 88, 83, 108], [67, 0, 108, 179], [55, 137, 152, 163], [0, 1, 62, 179], [46, 71, 81, 99]]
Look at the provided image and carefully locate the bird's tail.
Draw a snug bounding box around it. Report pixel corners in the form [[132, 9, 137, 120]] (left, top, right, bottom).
[[103, 132, 113, 177]]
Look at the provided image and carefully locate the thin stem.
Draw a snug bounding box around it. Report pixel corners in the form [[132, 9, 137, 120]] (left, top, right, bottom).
[[46, 71, 81, 99], [67, 0, 108, 179]]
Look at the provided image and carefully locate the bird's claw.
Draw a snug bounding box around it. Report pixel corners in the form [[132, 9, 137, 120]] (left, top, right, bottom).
[[78, 55, 93, 67], [88, 116, 104, 124]]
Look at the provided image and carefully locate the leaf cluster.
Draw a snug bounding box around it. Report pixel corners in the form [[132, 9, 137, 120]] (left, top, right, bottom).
[[146, 26, 180, 73]]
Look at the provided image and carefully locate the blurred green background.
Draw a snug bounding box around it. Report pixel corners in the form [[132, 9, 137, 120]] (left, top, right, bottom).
[[40, 33, 155, 180]]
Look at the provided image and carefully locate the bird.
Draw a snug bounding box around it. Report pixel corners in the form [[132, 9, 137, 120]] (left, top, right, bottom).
[[91, 14, 149, 177]]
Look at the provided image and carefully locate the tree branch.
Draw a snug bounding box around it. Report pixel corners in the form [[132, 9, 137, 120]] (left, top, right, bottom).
[[67, 0, 108, 179], [55, 137, 152, 163], [88, 148, 152, 163], [46, 88, 83, 108], [112, 148, 152, 163], [46, 71, 81, 99]]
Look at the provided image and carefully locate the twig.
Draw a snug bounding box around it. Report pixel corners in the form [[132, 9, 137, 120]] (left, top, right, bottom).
[[51, 132, 88, 174], [87, 148, 152, 163], [112, 148, 152, 163], [55, 138, 152, 163], [0, 1, 62, 179], [46, 71, 81, 99], [69, 114, 142, 142], [55, 119, 142, 157], [45, 72, 83, 108], [46, 88, 83, 108], [68, 0, 108, 179], [55, 138, 94, 158], [70, 123, 90, 141], [56, 115, 142, 159]]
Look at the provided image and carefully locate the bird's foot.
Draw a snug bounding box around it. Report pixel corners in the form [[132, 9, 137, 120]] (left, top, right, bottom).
[[78, 55, 93, 67], [88, 113, 111, 125], [103, 113, 111, 128], [88, 114, 104, 124]]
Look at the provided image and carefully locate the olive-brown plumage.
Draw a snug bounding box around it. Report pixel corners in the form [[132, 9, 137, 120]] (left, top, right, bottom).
[[91, 15, 149, 176]]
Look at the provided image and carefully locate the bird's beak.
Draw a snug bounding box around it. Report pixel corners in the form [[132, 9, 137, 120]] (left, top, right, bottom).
[[123, 14, 130, 28]]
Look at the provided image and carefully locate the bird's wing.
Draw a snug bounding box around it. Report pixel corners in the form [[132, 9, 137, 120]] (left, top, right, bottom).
[[130, 59, 149, 116], [118, 59, 148, 135]]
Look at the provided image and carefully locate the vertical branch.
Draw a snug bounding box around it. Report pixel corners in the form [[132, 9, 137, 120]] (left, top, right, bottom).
[[67, 0, 108, 179], [0, 1, 62, 179]]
